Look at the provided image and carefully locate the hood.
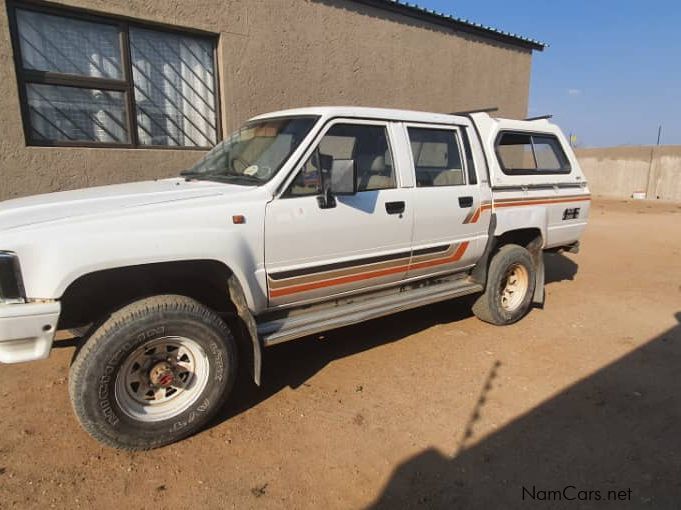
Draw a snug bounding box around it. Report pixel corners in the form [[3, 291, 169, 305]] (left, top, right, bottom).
[[0, 178, 249, 231]]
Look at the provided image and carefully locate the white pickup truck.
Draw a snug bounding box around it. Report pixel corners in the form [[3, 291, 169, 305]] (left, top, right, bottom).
[[0, 107, 589, 449]]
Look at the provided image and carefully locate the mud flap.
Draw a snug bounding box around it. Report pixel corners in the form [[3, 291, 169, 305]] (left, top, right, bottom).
[[470, 214, 498, 286], [227, 275, 262, 386], [532, 252, 545, 307]]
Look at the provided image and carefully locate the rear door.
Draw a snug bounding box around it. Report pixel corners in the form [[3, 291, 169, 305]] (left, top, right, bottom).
[[264, 119, 414, 307], [402, 123, 489, 279]]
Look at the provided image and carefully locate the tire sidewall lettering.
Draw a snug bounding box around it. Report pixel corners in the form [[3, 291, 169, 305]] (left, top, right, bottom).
[[95, 326, 166, 429], [170, 398, 210, 433], [209, 341, 225, 383]]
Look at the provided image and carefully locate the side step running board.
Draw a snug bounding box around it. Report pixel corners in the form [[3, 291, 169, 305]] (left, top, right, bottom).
[[258, 279, 483, 347]]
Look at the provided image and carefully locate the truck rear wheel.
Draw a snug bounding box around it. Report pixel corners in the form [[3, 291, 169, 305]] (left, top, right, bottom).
[[472, 244, 536, 325], [68, 295, 237, 450]]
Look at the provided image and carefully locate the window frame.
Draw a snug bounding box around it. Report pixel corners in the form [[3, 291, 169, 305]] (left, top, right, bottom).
[[282, 118, 399, 198], [494, 130, 572, 176], [460, 127, 478, 185], [404, 123, 469, 188], [6, 0, 222, 150]]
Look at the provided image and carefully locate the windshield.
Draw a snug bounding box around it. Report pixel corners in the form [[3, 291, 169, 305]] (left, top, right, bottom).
[[182, 116, 318, 185]]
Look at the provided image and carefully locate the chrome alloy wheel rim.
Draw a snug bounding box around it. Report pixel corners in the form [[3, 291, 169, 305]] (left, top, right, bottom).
[[114, 336, 209, 422], [500, 263, 529, 312]]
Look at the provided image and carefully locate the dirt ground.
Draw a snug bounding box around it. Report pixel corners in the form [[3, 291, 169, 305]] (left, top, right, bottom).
[[1, 198, 681, 509]]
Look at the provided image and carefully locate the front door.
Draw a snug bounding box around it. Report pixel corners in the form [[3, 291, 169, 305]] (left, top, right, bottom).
[[403, 123, 487, 279], [265, 120, 414, 306]]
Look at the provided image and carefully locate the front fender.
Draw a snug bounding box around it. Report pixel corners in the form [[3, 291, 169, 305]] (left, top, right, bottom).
[[4, 201, 268, 312]]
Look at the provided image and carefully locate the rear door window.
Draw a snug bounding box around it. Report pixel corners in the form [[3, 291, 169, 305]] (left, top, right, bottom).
[[407, 127, 465, 187]]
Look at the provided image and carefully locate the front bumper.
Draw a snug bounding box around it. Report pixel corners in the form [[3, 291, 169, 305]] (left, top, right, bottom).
[[0, 301, 60, 363]]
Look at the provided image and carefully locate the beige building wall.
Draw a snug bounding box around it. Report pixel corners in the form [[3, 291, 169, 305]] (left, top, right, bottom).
[[0, 0, 533, 200], [577, 146, 681, 202]]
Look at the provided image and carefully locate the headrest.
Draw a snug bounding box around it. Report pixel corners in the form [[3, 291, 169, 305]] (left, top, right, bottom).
[[357, 154, 386, 174]]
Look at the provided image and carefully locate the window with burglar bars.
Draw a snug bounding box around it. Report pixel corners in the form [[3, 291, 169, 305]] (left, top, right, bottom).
[[8, 3, 220, 148]]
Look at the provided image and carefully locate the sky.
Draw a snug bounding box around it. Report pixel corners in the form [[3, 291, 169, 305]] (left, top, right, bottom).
[[413, 0, 681, 147]]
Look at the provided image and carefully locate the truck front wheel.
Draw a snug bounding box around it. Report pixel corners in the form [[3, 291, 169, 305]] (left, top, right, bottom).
[[68, 295, 237, 450], [472, 244, 536, 325]]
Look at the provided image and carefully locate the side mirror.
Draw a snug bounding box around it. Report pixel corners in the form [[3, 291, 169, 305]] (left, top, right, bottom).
[[329, 159, 357, 196], [317, 155, 357, 209]]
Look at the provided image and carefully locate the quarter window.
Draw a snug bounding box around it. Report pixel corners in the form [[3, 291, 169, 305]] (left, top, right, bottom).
[[408, 127, 465, 187], [496, 132, 571, 174], [10, 4, 219, 148], [287, 123, 395, 196]]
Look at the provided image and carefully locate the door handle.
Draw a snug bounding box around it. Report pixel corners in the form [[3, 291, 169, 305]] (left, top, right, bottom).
[[458, 196, 474, 208], [385, 201, 405, 215]]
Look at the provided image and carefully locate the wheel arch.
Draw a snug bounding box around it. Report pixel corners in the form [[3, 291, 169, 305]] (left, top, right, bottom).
[[495, 227, 544, 254], [471, 217, 545, 305], [58, 259, 263, 385]]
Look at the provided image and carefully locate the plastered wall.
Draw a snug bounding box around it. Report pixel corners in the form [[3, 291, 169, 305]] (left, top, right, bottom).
[[0, 0, 533, 200]]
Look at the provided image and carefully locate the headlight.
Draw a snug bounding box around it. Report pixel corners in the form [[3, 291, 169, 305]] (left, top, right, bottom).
[[0, 252, 26, 304]]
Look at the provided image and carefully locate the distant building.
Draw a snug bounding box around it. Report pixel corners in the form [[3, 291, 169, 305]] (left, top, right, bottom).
[[0, 0, 544, 199]]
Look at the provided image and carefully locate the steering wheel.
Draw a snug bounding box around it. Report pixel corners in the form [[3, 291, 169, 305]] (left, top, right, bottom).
[[255, 166, 272, 179], [230, 156, 249, 173]]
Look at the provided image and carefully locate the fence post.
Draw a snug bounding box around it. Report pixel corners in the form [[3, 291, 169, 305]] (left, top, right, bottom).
[[645, 146, 656, 199]]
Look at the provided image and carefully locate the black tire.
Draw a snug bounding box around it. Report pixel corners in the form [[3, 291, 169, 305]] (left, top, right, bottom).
[[472, 244, 536, 325], [68, 295, 237, 450]]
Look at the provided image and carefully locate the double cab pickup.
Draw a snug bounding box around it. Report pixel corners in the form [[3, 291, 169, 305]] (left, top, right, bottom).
[[0, 107, 589, 449]]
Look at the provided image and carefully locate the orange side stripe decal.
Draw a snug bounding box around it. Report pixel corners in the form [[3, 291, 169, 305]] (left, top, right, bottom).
[[466, 196, 590, 224], [466, 203, 493, 224], [494, 196, 591, 208], [408, 241, 469, 271], [269, 262, 408, 298], [269, 242, 470, 298]]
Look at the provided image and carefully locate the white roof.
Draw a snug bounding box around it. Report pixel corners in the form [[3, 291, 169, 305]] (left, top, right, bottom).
[[250, 106, 467, 125], [250, 106, 555, 131]]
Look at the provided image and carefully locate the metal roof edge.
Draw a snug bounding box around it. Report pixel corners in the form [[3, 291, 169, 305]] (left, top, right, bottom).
[[348, 0, 547, 51]]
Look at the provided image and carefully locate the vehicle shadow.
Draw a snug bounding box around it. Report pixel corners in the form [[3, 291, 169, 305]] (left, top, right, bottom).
[[544, 252, 579, 284], [213, 294, 478, 425], [211, 252, 579, 429], [368, 312, 681, 509]]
